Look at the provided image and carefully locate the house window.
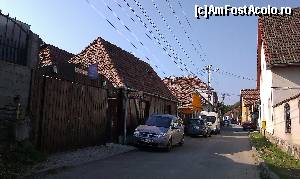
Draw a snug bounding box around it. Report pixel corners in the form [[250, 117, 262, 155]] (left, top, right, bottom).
[[285, 103, 291, 133]]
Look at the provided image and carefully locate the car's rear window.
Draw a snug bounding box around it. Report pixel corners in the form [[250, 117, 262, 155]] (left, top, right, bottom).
[[146, 116, 172, 128]]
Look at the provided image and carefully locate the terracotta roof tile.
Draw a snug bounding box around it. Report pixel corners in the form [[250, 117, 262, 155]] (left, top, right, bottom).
[[241, 89, 260, 106], [259, 7, 300, 66], [70, 37, 177, 101], [39, 44, 74, 67], [163, 76, 208, 106]]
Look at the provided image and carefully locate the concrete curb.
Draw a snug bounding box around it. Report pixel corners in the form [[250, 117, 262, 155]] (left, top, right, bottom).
[[21, 144, 137, 178], [251, 146, 280, 179]]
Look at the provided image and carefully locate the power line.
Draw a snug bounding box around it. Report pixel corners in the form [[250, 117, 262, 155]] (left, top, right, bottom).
[[176, 1, 192, 28], [122, 0, 196, 76], [85, 0, 169, 75], [131, 0, 197, 76], [164, 0, 206, 63], [100, 0, 171, 76], [151, 0, 204, 77]]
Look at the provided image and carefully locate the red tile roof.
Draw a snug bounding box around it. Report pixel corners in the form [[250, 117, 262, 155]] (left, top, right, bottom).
[[39, 44, 74, 67], [69, 37, 177, 101], [240, 89, 260, 106], [163, 76, 208, 106], [259, 7, 300, 66]]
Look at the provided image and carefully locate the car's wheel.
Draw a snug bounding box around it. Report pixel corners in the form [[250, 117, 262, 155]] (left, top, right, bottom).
[[208, 132, 212, 137], [204, 132, 208, 138], [179, 135, 184, 146], [166, 139, 172, 152]]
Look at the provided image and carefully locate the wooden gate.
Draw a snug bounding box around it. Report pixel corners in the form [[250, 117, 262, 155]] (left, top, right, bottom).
[[29, 73, 108, 153]]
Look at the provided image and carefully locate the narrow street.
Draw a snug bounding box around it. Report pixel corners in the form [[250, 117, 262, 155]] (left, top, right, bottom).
[[38, 125, 259, 179]]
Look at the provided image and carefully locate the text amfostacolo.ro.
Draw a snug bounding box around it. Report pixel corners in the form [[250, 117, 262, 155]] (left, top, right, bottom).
[[195, 5, 293, 19]]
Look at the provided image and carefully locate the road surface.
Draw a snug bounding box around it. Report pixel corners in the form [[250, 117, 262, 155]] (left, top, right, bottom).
[[36, 125, 260, 179]]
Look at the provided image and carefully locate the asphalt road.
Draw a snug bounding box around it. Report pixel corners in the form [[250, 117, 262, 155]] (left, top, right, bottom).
[[39, 125, 260, 179]]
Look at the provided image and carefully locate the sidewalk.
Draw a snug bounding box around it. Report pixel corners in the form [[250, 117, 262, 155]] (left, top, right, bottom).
[[24, 143, 136, 177]]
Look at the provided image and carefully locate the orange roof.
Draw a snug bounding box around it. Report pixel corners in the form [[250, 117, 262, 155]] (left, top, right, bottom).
[[241, 89, 260, 106]]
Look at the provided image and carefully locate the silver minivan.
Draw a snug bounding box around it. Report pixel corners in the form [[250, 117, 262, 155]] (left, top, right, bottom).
[[133, 114, 184, 151]]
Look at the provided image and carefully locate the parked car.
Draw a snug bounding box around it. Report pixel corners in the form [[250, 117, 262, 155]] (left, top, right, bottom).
[[223, 119, 230, 127], [186, 118, 211, 137], [242, 121, 257, 131], [199, 111, 209, 120], [133, 114, 184, 151], [230, 118, 237, 124], [206, 112, 221, 134]]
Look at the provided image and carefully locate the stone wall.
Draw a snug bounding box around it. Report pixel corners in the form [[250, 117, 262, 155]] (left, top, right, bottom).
[[0, 61, 31, 112], [0, 28, 41, 153], [264, 131, 300, 159]]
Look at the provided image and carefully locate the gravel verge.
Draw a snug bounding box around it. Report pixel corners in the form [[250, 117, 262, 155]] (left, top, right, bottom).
[[23, 143, 136, 177], [251, 143, 280, 179]]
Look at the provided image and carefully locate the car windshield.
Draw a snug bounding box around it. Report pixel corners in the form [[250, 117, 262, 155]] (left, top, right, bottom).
[[207, 116, 216, 123], [200, 115, 207, 120], [145, 116, 172, 128], [189, 119, 204, 125]]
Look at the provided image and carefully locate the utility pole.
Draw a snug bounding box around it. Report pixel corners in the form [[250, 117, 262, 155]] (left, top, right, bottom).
[[205, 65, 212, 112], [221, 93, 226, 103]]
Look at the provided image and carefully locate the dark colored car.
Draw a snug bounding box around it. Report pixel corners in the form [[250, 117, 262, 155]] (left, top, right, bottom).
[[230, 118, 237, 124], [133, 114, 184, 151], [242, 121, 257, 131], [186, 118, 211, 137], [223, 119, 230, 127]]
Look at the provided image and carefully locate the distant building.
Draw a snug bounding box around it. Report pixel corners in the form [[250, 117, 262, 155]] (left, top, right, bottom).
[[240, 89, 260, 123], [224, 107, 240, 121], [163, 76, 218, 120]]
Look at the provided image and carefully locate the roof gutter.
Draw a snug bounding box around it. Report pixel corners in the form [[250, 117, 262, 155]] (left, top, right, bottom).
[[268, 62, 300, 69]]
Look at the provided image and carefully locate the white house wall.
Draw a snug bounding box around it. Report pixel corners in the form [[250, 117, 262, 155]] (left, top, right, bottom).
[[260, 43, 274, 133], [273, 96, 300, 145], [272, 66, 300, 105]]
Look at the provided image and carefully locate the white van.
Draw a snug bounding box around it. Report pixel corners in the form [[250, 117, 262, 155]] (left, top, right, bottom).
[[206, 112, 220, 134], [199, 111, 208, 120]]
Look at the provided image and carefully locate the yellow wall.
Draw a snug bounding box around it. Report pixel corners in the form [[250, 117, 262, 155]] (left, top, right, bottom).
[[192, 93, 202, 112], [241, 98, 252, 122], [179, 93, 202, 115]]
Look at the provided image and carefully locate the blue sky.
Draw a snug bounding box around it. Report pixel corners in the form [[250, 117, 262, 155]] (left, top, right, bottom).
[[1, 0, 300, 104]]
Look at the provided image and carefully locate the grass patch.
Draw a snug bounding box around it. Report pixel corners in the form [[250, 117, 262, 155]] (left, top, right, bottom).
[[250, 132, 300, 179], [0, 141, 47, 179]]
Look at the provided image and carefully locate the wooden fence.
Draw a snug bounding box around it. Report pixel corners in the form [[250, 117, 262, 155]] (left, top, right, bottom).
[[29, 72, 108, 153]]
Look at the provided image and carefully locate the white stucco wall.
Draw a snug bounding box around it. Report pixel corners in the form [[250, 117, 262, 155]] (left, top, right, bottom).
[[259, 43, 274, 133], [260, 42, 300, 137], [273, 96, 300, 145], [272, 66, 300, 105]]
